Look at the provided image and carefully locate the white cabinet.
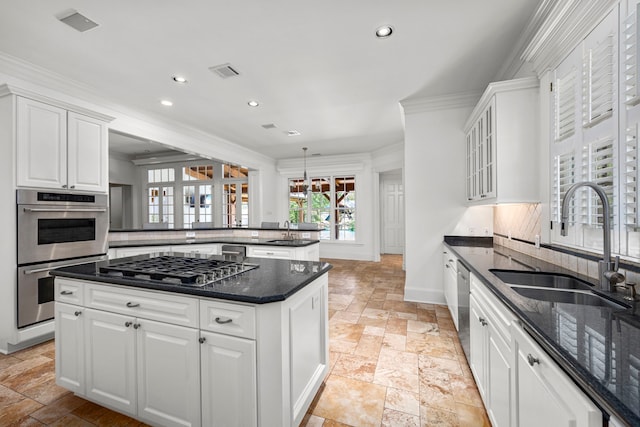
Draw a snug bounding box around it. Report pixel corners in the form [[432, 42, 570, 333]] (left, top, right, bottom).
[[247, 243, 319, 261], [200, 331, 257, 427], [470, 274, 517, 427], [54, 302, 85, 394], [442, 248, 458, 329], [511, 323, 602, 427], [16, 96, 110, 192], [464, 77, 539, 203]]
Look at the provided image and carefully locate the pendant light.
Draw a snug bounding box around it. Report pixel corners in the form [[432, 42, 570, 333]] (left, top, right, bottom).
[[302, 147, 309, 196]]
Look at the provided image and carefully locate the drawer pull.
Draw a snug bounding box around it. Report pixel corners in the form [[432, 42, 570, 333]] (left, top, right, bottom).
[[478, 317, 488, 326], [199, 337, 206, 344], [74, 311, 82, 316], [61, 290, 74, 295], [133, 323, 141, 329], [215, 316, 233, 324], [125, 321, 132, 327], [126, 302, 140, 308], [527, 354, 540, 366]]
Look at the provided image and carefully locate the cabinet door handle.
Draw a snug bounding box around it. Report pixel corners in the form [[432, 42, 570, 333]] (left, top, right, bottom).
[[527, 354, 540, 366], [215, 317, 233, 324], [62, 184, 68, 189], [74, 311, 82, 316], [126, 302, 140, 308], [125, 321, 132, 327], [445, 264, 450, 269], [199, 337, 206, 344], [478, 317, 488, 326], [70, 185, 75, 189], [61, 290, 74, 295], [133, 323, 141, 329]]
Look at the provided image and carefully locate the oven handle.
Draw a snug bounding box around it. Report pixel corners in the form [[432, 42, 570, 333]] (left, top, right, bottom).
[[23, 207, 107, 213], [23, 257, 107, 275]]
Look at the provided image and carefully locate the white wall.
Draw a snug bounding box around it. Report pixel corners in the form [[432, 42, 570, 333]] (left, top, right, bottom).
[[402, 103, 493, 303]]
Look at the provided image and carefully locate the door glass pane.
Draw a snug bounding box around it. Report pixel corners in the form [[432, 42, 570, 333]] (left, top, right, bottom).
[[183, 185, 195, 228], [199, 184, 212, 224]]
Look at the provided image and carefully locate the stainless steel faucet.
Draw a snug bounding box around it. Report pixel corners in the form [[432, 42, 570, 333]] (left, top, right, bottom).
[[560, 181, 624, 292], [283, 220, 292, 240]]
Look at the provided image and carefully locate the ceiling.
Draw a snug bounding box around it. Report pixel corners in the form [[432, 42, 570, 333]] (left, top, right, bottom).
[[0, 1, 542, 160]]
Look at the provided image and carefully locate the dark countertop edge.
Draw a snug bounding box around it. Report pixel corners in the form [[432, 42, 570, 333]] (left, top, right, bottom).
[[444, 235, 494, 247], [51, 263, 333, 304], [444, 242, 639, 427], [109, 238, 320, 249]]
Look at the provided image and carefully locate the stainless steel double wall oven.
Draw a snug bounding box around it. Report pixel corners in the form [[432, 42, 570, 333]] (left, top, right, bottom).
[[17, 189, 109, 328]]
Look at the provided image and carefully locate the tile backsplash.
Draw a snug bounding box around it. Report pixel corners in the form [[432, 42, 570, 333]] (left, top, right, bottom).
[[493, 203, 541, 242]]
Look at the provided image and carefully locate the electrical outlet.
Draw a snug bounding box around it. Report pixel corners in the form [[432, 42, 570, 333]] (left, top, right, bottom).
[[508, 230, 512, 240], [251, 231, 259, 237], [185, 231, 196, 238], [484, 228, 489, 236], [535, 235, 540, 249], [302, 232, 311, 239]]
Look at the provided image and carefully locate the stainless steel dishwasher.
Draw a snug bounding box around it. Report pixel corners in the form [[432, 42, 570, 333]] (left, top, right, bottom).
[[457, 260, 471, 362]]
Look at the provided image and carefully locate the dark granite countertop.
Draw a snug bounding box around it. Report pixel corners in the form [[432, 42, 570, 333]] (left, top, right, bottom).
[[109, 237, 319, 249], [51, 253, 332, 304], [445, 240, 640, 427]]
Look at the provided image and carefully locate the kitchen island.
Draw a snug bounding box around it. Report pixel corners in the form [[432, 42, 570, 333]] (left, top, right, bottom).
[[51, 253, 332, 427], [446, 239, 640, 427]]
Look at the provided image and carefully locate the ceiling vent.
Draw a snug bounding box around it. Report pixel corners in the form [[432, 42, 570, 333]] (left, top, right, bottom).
[[285, 130, 301, 136], [57, 10, 99, 32], [209, 63, 240, 79], [261, 123, 277, 129]]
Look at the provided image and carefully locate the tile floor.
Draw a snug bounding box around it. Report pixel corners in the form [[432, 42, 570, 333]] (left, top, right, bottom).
[[0, 255, 489, 427]]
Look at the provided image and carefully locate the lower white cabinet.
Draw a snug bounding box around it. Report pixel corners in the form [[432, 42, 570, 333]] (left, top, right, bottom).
[[55, 303, 85, 394], [511, 323, 602, 427], [469, 273, 604, 427], [83, 308, 201, 427], [200, 331, 256, 427], [442, 249, 458, 329], [469, 277, 514, 427], [247, 244, 319, 261]]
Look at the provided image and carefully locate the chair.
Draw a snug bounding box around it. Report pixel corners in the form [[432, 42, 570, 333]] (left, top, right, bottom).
[[261, 221, 279, 229]]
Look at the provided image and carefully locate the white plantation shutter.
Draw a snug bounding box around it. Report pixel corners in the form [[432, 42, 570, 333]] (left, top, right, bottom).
[[583, 34, 614, 126], [552, 151, 576, 223], [624, 6, 640, 105], [625, 124, 639, 228], [555, 69, 577, 141], [581, 138, 616, 227]]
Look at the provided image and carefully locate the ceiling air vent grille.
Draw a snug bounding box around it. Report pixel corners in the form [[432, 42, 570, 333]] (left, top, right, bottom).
[[209, 63, 240, 79], [261, 123, 277, 129]]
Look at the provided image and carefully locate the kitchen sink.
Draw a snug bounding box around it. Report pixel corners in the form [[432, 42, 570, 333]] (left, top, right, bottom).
[[490, 269, 593, 291], [266, 239, 301, 244], [509, 287, 628, 309]]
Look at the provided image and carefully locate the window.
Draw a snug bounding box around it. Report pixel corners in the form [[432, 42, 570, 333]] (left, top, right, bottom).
[[143, 161, 249, 229], [288, 175, 356, 241]]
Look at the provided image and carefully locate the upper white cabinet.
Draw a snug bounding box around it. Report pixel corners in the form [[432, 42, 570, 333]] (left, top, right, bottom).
[[464, 77, 539, 204], [17, 96, 110, 192]]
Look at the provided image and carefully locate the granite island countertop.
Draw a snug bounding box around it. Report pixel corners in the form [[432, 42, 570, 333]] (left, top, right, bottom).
[[50, 253, 332, 304], [445, 239, 640, 427]]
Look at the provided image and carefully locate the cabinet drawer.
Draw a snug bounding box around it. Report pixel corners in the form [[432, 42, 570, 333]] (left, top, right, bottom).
[[85, 283, 198, 327], [248, 246, 295, 259], [55, 278, 84, 305], [470, 275, 516, 343], [200, 300, 256, 339]]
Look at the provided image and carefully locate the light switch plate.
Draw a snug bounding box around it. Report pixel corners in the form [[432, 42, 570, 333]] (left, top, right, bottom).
[[251, 231, 259, 237], [302, 232, 311, 239], [185, 231, 196, 238]]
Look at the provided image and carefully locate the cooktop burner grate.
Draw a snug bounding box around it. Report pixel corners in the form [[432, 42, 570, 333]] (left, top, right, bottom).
[[99, 256, 258, 287]]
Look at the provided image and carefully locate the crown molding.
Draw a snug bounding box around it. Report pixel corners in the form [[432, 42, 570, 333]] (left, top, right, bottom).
[[400, 91, 481, 115], [521, 0, 618, 73], [0, 83, 115, 122], [463, 76, 539, 131]]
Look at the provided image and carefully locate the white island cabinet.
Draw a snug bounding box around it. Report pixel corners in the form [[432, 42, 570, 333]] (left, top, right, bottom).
[[54, 271, 329, 427]]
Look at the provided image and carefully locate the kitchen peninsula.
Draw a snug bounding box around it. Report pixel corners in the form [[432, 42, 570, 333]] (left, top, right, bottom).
[[51, 253, 331, 427]]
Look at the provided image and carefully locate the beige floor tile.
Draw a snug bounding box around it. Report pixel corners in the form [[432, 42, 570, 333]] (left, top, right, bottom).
[[332, 354, 377, 382], [381, 408, 420, 426], [384, 387, 420, 416], [312, 375, 386, 427]]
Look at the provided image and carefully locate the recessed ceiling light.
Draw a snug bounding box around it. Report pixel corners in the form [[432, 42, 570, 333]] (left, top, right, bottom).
[[375, 25, 393, 38], [160, 99, 173, 107], [172, 76, 188, 84], [248, 100, 259, 107]]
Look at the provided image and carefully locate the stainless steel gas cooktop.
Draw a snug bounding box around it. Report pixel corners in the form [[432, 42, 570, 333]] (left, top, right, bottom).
[[99, 255, 258, 287]]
